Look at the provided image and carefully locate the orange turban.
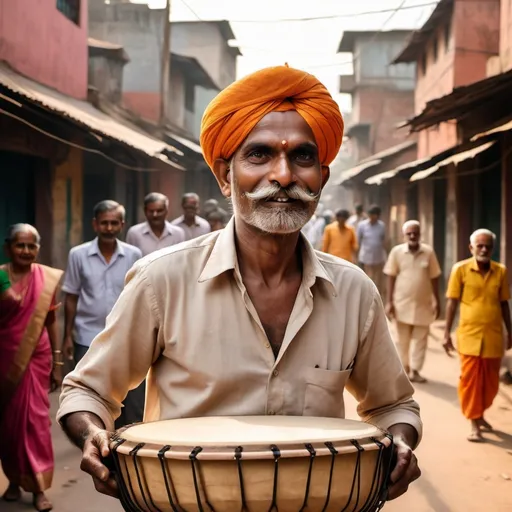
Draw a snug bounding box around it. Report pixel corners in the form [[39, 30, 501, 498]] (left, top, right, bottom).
[[200, 66, 344, 169]]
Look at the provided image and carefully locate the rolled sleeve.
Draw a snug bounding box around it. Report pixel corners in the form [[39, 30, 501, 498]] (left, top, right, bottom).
[[57, 261, 162, 431], [346, 289, 423, 447], [446, 265, 462, 300], [61, 250, 81, 295], [383, 248, 398, 277]]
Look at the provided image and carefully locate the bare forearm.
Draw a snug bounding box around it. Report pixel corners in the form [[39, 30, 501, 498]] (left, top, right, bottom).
[[501, 301, 512, 334], [386, 276, 396, 305], [444, 298, 458, 334], [47, 320, 61, 353], [64, 294, 78, 338], [388, 423, 419, 450], [62, 412, 106, 450], [431, 278, 440, 304]]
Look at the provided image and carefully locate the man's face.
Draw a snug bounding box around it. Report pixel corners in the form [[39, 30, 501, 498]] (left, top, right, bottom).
[[228, 111, 329, 234], [183, 198, 199, 220], [470, 234, 494, 263], [404, 224, 420, 249], [369, 213, 379, 223], [145, 201, 167, 228], [93, 209, 124, 242], [337, 214, 348, 227]]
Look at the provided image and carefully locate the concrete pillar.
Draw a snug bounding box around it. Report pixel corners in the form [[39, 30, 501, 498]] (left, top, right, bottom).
[[444, 164, 458, 274], [418, 180, 433, 247], [52, 147, 83, 269]]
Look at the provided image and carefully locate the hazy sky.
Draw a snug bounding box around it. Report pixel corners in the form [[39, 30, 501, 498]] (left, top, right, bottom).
[[132, 0, 438, 110]]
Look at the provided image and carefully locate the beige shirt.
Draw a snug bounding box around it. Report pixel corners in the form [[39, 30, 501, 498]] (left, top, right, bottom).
[[384, 243, 441, 326], [126, 221, 186, 257], [57, 218, 422, 442], [171, 215, 211, 240]]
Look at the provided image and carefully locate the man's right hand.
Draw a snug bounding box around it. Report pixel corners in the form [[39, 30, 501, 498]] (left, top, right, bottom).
[[63, 335, 74, 361], [80, 426, 118, 498], [385, 302, 395, 319], [443, 334, 456, 357]]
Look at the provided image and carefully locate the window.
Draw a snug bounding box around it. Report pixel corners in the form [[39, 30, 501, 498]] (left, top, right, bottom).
[[57, 0, 80, 25]]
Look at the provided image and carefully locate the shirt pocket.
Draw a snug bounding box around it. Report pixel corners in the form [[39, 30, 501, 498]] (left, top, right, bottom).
[[462, 283, 483, 303], [303, 367, 351, 418]]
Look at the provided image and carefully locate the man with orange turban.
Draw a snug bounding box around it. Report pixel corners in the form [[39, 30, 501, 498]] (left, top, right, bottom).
[[58, 66, 421, 505]]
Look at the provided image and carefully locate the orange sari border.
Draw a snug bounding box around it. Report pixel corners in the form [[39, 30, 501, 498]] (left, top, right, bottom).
[[0, 264, 63, 412]]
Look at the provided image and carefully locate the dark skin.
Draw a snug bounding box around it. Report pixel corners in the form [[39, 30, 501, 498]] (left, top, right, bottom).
[[386, 224, 441, 321], [182, 196, 200, 226], [62, 111, 420, 501], [145, 200, 168, 238], [63, 209, 125, 361]]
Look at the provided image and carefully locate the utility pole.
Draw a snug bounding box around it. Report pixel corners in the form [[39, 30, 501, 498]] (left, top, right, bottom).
[[160, 0, 172, 127]]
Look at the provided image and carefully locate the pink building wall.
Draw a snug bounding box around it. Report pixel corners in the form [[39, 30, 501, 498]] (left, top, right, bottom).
[[0, 0, 88, 99], [414, 0, 500, 159]]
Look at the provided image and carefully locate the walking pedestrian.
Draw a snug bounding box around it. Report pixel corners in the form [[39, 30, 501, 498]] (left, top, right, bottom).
[[444, 229, 512, 442], [321, 208, 358, 262], [61, 200, 143, 428], [356, 205, 387, 295], [126, 192, 185, 256], [58, 65, 421, 504], [0, 224, 63, 512], [384, 220, 441, 383], [347, 203, 367, 231], [171, 193, 211, 240]]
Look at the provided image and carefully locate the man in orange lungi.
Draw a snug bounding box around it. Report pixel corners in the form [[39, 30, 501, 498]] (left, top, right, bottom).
[[444, 229, 512, 442]]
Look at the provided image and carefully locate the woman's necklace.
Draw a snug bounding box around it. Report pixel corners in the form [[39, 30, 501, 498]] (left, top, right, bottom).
[[7, 264, 32, 306]]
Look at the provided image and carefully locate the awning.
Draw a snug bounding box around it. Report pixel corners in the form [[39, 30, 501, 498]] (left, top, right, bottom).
[[0, 62, 181, 163], [364, 155, 432, 185], [410, 141, 495, 182], [471, 118, 512, 142], [167, 131, 202, 155], [337, 140, 416, 185], [336, 159, 381, 185]]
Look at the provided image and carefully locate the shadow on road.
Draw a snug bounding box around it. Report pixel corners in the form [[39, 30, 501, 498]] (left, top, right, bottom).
[[415, 470, 452, 512], [414, 378, 459, 406], [483, 429, 512, 451]]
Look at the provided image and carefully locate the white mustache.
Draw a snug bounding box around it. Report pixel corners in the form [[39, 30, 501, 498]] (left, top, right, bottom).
[[244, 183, 319, 203]]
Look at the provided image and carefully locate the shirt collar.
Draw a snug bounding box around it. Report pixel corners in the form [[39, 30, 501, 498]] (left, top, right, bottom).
[[179, 215, 199, 227], [142, 221, 172, 236], [469, 257, 496, 271], [403, 243, 424, 254], [198, 217, 336, 294], [88, 237, 124, 257]]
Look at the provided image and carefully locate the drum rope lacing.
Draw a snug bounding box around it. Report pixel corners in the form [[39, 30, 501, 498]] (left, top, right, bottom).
[[110, 432, 394, 512]]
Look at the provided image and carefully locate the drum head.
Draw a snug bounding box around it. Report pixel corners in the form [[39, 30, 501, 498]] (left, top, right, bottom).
[[120, 416, 382, 447]]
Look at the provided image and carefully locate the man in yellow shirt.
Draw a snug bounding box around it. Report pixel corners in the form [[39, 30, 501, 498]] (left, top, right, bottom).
[[321, 209, 358, 262], [444, 229, 512, 442]]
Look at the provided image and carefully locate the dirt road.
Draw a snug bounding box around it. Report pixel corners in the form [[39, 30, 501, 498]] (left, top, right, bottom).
[[2, 324, 511, 511]]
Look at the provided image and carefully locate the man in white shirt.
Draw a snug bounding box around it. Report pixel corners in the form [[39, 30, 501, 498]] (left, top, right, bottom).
[[126, 193, 185, 256], [171, 193, 211, 240]]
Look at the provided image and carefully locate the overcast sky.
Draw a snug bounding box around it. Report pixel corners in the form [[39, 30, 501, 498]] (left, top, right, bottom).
[[132, 0, 438, 111]]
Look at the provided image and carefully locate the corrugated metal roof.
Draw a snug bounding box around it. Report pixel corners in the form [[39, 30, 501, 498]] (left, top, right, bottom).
[[471, 118, 512, 141], [0, 62, 180, 162], [365, 155, 432, 185], [410, 141, 495, 182], [337, 140, 416, 185]]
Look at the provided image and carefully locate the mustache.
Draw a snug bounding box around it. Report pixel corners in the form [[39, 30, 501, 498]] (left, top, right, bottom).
[[244, 183, 319, 203]]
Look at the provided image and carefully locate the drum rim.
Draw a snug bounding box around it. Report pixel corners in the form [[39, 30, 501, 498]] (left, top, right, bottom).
[[110, 431, 391, 461]]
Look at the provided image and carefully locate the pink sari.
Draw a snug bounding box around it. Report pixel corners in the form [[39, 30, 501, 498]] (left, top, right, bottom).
[[0, 263, 63, 493]]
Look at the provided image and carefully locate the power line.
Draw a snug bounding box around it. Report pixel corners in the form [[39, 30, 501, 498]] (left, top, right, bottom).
[[0, 107, 182, 172], [177, 1, 438, 23]]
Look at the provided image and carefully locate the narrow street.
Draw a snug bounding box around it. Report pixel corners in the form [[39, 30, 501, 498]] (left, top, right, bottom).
[[2, 324, 511, 512]]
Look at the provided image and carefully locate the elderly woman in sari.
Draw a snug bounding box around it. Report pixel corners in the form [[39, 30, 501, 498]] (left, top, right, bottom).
[[0, 224, 64, 512]]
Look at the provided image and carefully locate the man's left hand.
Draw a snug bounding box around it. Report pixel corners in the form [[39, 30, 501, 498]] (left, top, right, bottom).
[[387, 437, 421, 501]]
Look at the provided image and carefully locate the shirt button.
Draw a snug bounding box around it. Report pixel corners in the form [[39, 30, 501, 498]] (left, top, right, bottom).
[[272, 369, 279, 377], [268, 410, 275, 415], [265, 343, 271, 349]]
